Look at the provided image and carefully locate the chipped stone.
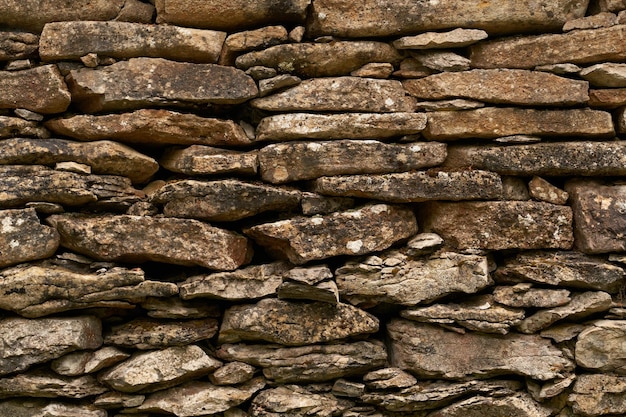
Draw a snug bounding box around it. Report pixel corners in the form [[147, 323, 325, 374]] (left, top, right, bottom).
[[529, 176, 569, 205], [0, 65, 70, 114]]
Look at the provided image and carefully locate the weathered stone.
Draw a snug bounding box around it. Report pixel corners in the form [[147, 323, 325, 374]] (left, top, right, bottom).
[[394, 57, 434, 78], [52, 347, 129, 376], [225, 26, 288, 53], [277, 280, 339, 304], [141, 297, 221, 319], [255, 112, 426, 142], [244, 204, 417, 264], [351, 62, 394, 78], [313, 170, 502, 203], [0, 116, 48, 138], [259, 140, 445, 184], [470, 25, 626, 69], [393, 28, 488, 49], [155, 0, 310, 31], [67, 58, 258, 113], [104, 318, 218, 349], [236, 42, 401, 78], [405, 233, 444, 256], [595, 0, 626, 11], [363, 368, 417, 390], [563, 12, 618, 31], [336, 252, 491, 307], [415, 99, 485, 112], [424, 108, 614, 140], [40, 21, 225, 63], [47, 213, 252, 270], [251, 77, 416, 112], [589, 88, 626, 108], [258, 75, 301, 97], [287, 265, 333, 285], [46, 109, 253, 146], [620, 107, 626, 133], [300, 192, 355, 215], [540, 323, 586, 343], [0, 138, 158, 183], [217, 341, 387, 383], [0, 208, 59, 268], [0, 372, 107, 399], [0, 399, 106, 417], [250, 386, 343, 417], [0, 31, 38, 61], [179, 262, 290, 301], [421, 201, 573, 250], [94, 391, 145, 409], [569, 374, 626, 416], [529, 176, 569, 205], [580, 63, 626, 87], [404, 70, 588, 106], [430, 394, 551, 417], [218, 299, 378, 346], [0, 316, 101, 376], [210, 362, 255, 385], [576, 320, 626, 372], [411, 51, 470, 72], [535, 63, 582, 75], [307, 0, 588, 37], [332, 379, 365, 398], [502, 176, 531, 200], [493, 284, 571, 308], [388, 319, 574, 380], [100, 345, 221, 393], [151, 179, 300, 221], [0, 65, 70, 114], [246, 66, 278, 80]]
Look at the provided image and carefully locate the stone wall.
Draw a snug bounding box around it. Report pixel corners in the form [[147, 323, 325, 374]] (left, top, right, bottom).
[[1, 0, 626, 416]]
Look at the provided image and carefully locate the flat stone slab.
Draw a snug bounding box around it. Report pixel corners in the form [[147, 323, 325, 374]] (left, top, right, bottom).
[[52, 347, 129, 376], [569, 374, 626, 417], [403, 69, 589, 106], [421, 201, 573, 250], [470, 25, 626, 69], [576, 320, 626, 373], [388, 319, 574, 380], [0, 65, 70, 114], [393, 28, 488, 49], [251, 77, 416, 112], [160, 146, 258, 176], [67, 57, 258, 113], [46, 213, 252, 270], [250, 386, 343, 416], [589, 88, 626, 108], [244, 204, 417, 264], [431, 394, 551, 417], [0, 371, 107, 399], [424, 108, 614, 140], [258, 140, 446, 183], [0, 31, 39, 61], [0, 116, 48, 139], [40, 21, 226, 63], [580, 63, 626, 87], [0, 208, 59, 268], [0, 400, 106, 417]]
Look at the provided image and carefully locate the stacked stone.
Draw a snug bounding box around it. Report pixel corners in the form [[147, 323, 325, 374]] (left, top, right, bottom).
[[1, 0, 626, 416]]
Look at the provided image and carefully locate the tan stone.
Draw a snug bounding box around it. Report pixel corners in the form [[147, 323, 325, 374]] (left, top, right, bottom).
[[225, 26, 288, 53], [569, 374, 626, 416], [0, 116, 48, 138], [393, 28, 488, 49], [580, 63, 626, 87], [351, 62, 394, 78], [411, 51, 470, 72], [141, 297, 220, 319], [576, 320, 626, 373], [300, 192, 355, 215], [431, 394, 551, 417], [94, 392, 145, 409], [250, 386, 343, 416], [210, 362, 255, 385], [160, 146, 258, 176], [0, 399, 106, 417], [0, 31, 38, 61], [0, 65, 70, 114], [258, 74, 301, 97], [0, 371, 107, 399], [620, 107, 626, 133], [0, 208, 59, 268], [415, 99, 485, 111], [52, 347, 129, 376], [529, 176, 569, 204], [493, 284, 571, 308], [589, 88, 626, 108], [563, 12, 618, 31]]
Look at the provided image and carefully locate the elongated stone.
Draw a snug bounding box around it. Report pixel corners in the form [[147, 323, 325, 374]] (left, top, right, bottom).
[[569, 374, 626, 417], [0, 31, 38, 61], [225, 26, 288, 53], [46, 109, 252, 146], [0, 371, 107, 399], [46, 213, 252, 270], [40, 21, 226, 63], [244, 204, 417, 264], [393, 28, 488, 49], [431, 394, 551, 417], [258, 140, 446, 183], [471, 25, 626, 69], [493, 284, 571, 308], [250, 386, 343, 416], [589, 88, 626, 108], [0, 65, 70, 114], [0, 208, 59, 268], [404, 70, 588, 105], [218, 299, 379, 346], [52, 347, 129, 376], [0, 116, 48, 138], [251, 77, 416, 112], [67, 58, 258, 113], [104, 318, 218, 349], [160, 146, 258, 176], [424, 108, 614, 140], [576, 320, 626, 373], [0, 399, 106, 417], [210, 362, 255, 385]]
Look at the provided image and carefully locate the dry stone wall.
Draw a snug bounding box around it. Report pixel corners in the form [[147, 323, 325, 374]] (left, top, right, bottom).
[[1, 0, 626, 416]]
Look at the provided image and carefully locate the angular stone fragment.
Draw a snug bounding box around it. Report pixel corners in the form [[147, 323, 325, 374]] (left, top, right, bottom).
[[225, 26, 288, 53], [0, 65, 70, 113], [404, 70, 588, 106], [431, 394, 551, 417], [313, 170, 502, 203], [104, 318, 218, 349], [40, 21, 226, 63], [580, 63, 626, 87], [258, 74, 301, 97], [259, 140, 445, 183], [217, 341, 387, 383], [351, 62, 394, 78], [424, 108, 614, 140], [388, 319, 574, 380], [236, 42, 401, 78], [151, 179, 300, 221], [250, 386, 343, 417], [575, 320, 626, 372], [67, 58, 258, 113], [0, 371, 107, 399], [336, 252, 491, 307], [470, 25, 626, 69], [393, 29, 488, 49], [332, 379, 365, 398], [47, 213, 252, 270], [210, 362, 255, 385], [278, 280, 340, 304], [0, 316, 102, 376], [251, 77, 416, 112], [141, 297, 221, 319], [421, 201, 573, 250], [411, 51, 470, 72], [620, 107, 626, 133], [219, 299, 378, 346], [161, 146, 258, 176], [589, 88, 626, 108], [244, 204, 417, 264], [52, 347, 129, 376], [529, 176, 569, 205], [256, 112, 426, 142], [0, 116, 48, 138], [535, 63, 582, 74], [493, 284, 571, 308], [46, 109, 253, 146], [0, 31, 38, 61], [363, 368, 417, 390], [569, 374, 626, 416], [307, 0, 588, 37], [0, 208, 59, 268], [0, 399, 106, 417]]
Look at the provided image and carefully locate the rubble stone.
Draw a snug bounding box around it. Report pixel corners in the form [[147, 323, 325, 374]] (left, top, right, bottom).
[[0, 208, 59, 268], [0, 65, 70, 114]]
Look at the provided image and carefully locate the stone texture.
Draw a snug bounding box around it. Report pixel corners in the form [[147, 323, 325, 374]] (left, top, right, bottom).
[[46, 109, 253, 146], [258, 140, 446, 183], [0, 316, 102, 376], [429, 394, 551, 417], [412, 51, 471, 72], [575, 320, 626, 372], [249, 386, 343, 417], [251, 77, 416, 112], [52, 347, 129, 376], [403, 70, 589, 106], [0, 31, 38, 61], [300, 193, 355, 215], [224, 26, 288, 53], [421, 201, 573, 250], [336, 251, 491, 307], [141, 297, 220, 319], [351, 62, 394, 78], [0, 399, 106, 417], [0, 372, 107, 399], [424, 108, 614, 140], [160, 146, 258, 176], [307, 0, 588, 37], [94, 392, 145, 409], [528, 176, 569, 205], [67, 58, 258, 113], [104, 318, 218, 349], [47, 213, 252, 270], [415, 99, 485, 112], [277, 279, 340, 304], [0, 116, 48, 138], [0, 208, 59, 268], [255, 112, 426, 142], [218, 298, 379, 346], [40, 21, 226, 63], [0, 65, 70, 114], [210, 362, 255, 385], [580, 63, 626, 87], [493, 284, 571, 308], [589, 88, 626, 108], [244, 204, 417, 264], [569, 374, 626, 416], [363, 367, 417, 390], [258, 74, 302, 97], [563, 12, 618, 31], [393, 28, 488, 49], [388, 319, 574, 380]]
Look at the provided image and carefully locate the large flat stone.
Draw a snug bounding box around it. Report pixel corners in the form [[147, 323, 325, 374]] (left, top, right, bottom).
[[420, 201, 573, 250], [104, 318, 218, 349], [160, 146, 258, 176], [569, 374, 626, 417], [244, 204, 417, 264], [67, 58, 258, 113], [40, 21, 225, 63], [0, 31, 38, 61], [575, 320, 626, 373], [0, 65, 70, 114], [0, 371, 107, 399], [46, 213, 252, 270], [0, 208, 59, 268], [307, 0, 588, 37]]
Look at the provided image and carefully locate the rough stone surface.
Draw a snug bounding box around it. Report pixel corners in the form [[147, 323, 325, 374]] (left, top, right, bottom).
[[0, 399, 107, 417], [0, 65, 70, 114], [528, 176, 569, 205], [210, 362, 255, 386], [563, 12, 618, 31], [224, 26, 288, 53], [0, 31, 38, 61], [581, 63, 626, 87], [393, 28, 488, 49], [0, 372, 107, 399], [0, 116, 48, 138], [0, 208, 59, 268], [430, 394, 552, 417], [104, 318, 218, 349], [52, 347, 129, 376], [160, 146, 258, 176], [249, 386, 343, 417], [411, 51, 470, 72], [589, 88, 626, 108], [575, 320, 626, 373], [493, 284, 571, 308], [569, 374, 626, 417]]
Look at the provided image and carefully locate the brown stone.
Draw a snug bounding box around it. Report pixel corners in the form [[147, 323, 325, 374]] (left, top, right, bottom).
[[580, 63, 626, 87], [528, 176, 569, 205], [0, 208, 59, 268], [563, 12, 618, 31], [0, 371, 107, 399], [0, 31, 38, 61], [351, 62, 394, 78], [210, 362, 255, 386], [493, 284, 571, 308], [250, 386, 344, 417], [430, 394, 551, 417], [141, 297, 220, 319], [160, 146, 257, 176], [0, 399, 106, 417], [104, 318, 218, 349], [0, 116, 48, 138], [411, 51, 471, 72], [589, 88, 626, 108], [0, 65, 70, 114], [415, 99, 485, 112], [300, 193, 355, 215], [225, 26, 288, 53], [94, 392, 145, 409], [575, 320, 626, 373], [393, 28, 488, 49], [258, 74, 301, 97], [569, 374, 626, 416]]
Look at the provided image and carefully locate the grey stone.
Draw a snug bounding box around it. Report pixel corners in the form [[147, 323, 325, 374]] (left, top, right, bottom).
[[540, 324, 586, 343], [393, 28, 488, 49], [502, 176, 531, 200], [249, 386, 344, 417], [277, 280, 340, 304], [0, 371, 107, 399], [575, 320, 626, 373], [580, 63, 626, 87], [300, 192, 355, 215], [493, 284, 571, 308], [0, 65, 70, 114], [286, 265, 333, 285], [332, 379, 365, 398], [0, 208, 59, 268], [141, 297, 221, 319], [94, 392, 145, 409], [569, 374, 626, 416]]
